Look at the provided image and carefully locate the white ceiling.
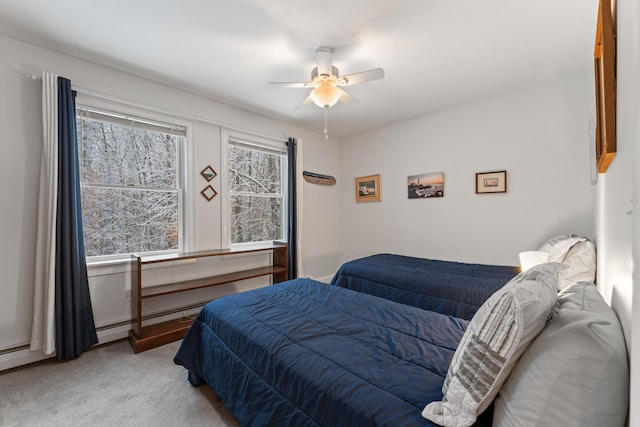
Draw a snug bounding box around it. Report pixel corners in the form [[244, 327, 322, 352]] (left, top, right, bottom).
[[0, 0, 598, 138]]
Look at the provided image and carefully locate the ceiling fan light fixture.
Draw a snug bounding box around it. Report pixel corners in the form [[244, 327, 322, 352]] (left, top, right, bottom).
[[310, 81, 342, 108]]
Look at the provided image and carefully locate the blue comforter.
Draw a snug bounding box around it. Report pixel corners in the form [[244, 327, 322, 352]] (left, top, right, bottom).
[[174, 279, 491, 426], [331, 254, 520, 320]]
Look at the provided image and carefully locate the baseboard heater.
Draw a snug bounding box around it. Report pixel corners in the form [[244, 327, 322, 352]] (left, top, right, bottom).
[[0, 299, 210, 358]]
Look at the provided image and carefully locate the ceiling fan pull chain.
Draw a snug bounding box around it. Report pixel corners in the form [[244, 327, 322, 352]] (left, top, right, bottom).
[[324, 107, 329, 139]]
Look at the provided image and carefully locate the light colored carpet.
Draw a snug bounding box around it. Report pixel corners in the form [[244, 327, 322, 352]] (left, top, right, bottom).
[[0, 340, 240, 427]]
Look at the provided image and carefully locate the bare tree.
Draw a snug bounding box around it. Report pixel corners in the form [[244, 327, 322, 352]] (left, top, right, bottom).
[[229, 145, 283, 244], [78, 115, 284, 255], [77, 117, 180, 256]]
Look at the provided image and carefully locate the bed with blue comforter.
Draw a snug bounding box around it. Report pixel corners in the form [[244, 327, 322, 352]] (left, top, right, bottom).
[[330, 254, 520, 320], [174, 278, 494, 427]]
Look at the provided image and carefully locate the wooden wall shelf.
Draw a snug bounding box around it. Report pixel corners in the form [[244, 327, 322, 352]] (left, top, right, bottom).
[[128, 242, 288, 353]]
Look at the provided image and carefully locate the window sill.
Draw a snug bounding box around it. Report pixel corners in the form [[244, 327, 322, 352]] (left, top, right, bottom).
[[87, 254, 198, 277]]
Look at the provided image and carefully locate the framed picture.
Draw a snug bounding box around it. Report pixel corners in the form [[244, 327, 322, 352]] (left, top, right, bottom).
[[200, 165, 217, 181], [476, 170, 507, 194], [355, 174, 381, 203], [201, 185, 218, 201], [593, 0, 616, 173], [407, 172, 444, 199]]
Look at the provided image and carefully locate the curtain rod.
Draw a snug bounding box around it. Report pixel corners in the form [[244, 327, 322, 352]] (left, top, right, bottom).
[[23, 72, 290, 143]]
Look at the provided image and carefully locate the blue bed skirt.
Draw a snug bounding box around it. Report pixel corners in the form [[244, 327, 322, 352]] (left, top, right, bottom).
[[331, 254, 520, 320], [174, 279, 493, 426]]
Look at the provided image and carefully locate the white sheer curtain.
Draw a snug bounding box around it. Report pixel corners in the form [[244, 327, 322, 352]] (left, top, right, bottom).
[[30, 71, 58, 355]]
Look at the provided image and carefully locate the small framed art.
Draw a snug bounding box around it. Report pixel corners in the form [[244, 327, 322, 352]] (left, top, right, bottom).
[[201, 165, 217, 181], [407, 172, 444, 199], [476, 170, 507, 194], [201, 185, 218, 201], [355, 174, 381, 203]]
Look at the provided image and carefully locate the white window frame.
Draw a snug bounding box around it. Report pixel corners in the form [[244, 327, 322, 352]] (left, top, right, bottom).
[[221, 129, 288, 248], [76, 96, 191, 265]]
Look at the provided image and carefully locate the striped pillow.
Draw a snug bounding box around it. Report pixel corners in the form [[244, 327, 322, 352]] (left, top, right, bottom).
[[422, 262, 565, 427]]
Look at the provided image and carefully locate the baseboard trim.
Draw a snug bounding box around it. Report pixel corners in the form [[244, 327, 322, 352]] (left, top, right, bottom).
[[0, 300, 210, 372], [312, 274, 334, 284]]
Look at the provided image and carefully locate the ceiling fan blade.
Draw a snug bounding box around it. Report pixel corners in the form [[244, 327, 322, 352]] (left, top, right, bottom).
[[295, 95, 314, 109], [338, 68, 385, 86], [315, 46, 333, 76], [268, 81, 313, 88], [338, 88, 358, 105]]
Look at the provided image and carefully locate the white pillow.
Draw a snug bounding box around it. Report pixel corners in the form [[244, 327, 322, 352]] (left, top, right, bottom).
[[493, 282, 629, 427], [557, 240, 596, 288], [538, 235, 596, 289], [421, 263, 565, 427], [538, 234, 586, 262]]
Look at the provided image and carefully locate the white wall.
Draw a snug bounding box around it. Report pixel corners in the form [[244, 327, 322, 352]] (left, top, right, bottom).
[[595, 0, 634, 354], [0, 35, 342, 368], [596, 0, 638, 425], [297, 134, 342, 280], [339, 75, 595, 267]]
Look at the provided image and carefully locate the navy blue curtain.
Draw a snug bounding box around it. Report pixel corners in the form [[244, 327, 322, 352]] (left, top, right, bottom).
[[286, 137, 297, 279], [55, 77, 98, 359]]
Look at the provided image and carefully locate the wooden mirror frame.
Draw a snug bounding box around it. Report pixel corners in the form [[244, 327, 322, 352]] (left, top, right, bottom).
[[594, 0, 617, 173]]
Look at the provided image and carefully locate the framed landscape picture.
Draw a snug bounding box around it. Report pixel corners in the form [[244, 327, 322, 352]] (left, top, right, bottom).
[[476, 170, 507, 194], [407, 172, 444, 199], [355, 174, 381, 203]]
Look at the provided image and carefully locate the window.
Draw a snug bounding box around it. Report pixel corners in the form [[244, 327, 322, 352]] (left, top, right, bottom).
[[227, 136, 287, 245], [76, 107, 186, 259]]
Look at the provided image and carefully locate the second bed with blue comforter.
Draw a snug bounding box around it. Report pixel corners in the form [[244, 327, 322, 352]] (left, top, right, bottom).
[[331, 254, 520, 320]]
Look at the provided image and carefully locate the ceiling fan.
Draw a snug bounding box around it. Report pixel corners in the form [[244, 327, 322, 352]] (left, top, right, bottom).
[[270, 46, 384, 109], [269, 46, 384, 138]]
